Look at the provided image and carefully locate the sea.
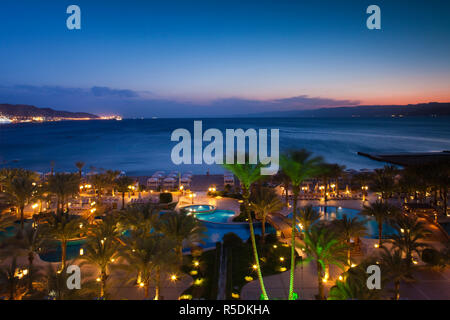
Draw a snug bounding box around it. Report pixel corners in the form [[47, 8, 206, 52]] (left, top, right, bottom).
[[1, 117, 449, 176]]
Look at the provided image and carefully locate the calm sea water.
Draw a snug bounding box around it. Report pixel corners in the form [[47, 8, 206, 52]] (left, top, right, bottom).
[[1, 117, 449, 175]]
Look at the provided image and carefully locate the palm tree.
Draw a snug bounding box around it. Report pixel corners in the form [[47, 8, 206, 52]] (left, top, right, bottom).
[[47, 173, 80, 214], [296, 205, 321, 232], [352, 172, 372, 200], [43, 213, 85, 271], [331, 216, 367, 265], [105, 170, 121, 195], [43, 263, 96, 300], [11, 225, 44, 291], [91, 173, 108, 202], [115, 176, 134, 209], [360, 200, 400, 247], [80, 220, 121, 299], [118, 235, 174, 299], [120, 203, 161, 237], [379, 247, 414, 300], [75, 162, 85, 179], [390, 214, 431, 265], [328, 260, 383, 300], [149, 237, 178, 300], [250, 187, 283, 243], [279, 149, 324, 300], [222, 160, 269, 299], [299, 225, 347, 300], [3, 169, 39, 230], [159, 211, 206, 263], [328, 164, 346, 196], [318, 163, 344, 201], [0, 256, 21, 300], [373, 165, 398, 202]]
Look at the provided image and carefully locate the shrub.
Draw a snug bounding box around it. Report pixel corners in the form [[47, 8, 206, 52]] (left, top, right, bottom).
[[159, 192, 173, 204], [422, 248, 444, 267], [223, 232, 243, 248]]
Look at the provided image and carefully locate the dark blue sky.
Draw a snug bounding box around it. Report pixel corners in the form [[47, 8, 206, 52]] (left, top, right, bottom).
[[0, 0, 449, 117]]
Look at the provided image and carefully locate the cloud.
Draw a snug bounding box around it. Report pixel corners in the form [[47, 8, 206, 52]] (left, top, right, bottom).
[[91, 86, 138, 98], [0, 84, 360, 117]]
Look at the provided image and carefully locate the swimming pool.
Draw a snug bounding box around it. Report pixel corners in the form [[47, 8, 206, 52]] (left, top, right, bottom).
[[38, 239, 87, 262], [192, 209, 276, 247], [194, 209, 236, 223], [32, 208, 274, 262], [287, 206, 397, 239], [198, 220, 275, 248], [181, 204, 215, 214]]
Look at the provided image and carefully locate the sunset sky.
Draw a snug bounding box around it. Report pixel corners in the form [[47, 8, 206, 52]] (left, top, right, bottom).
[[0, 0, 449, 117]]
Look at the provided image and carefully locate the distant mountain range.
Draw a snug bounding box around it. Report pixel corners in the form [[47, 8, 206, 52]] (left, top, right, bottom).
[[0, 104, 98, 119], [239, 102, 450, 118]]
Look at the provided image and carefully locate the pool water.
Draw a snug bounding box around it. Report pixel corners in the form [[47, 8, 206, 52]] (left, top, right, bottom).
[[193, 209, 275, 248], [199, 220, 275, 248], [288, 206, 397, 239], [182, 205, 215, 214], [39, 239, 87, 262], [194, 210, 235, 223]]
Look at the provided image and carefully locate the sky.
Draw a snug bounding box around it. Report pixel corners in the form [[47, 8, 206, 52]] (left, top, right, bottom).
[[0, 0, 449, 117]]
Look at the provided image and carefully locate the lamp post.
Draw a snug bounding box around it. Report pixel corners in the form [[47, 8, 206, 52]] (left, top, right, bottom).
[[361, 185, 368, 201]]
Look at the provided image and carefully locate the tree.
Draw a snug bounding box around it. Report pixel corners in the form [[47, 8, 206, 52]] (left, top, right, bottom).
[[250, 187, 283, 243], [120, 203, 161, 238], [80, 219, 121, 299], [328, 260, 383, 300], [296, 205, 321, 232], [279, 149, 324, 300], [3, 169, 39, 230], [299, 225, 347, 300], [331, 215, 367, 265], [75, 161, 85, 179], [318, 163, 345, 201], [373, 165, 398, 202], [42, 263, 96, 300], [42, 213, 85, 271], [149, 237, 178, 300], [115, 176, 134, 210], [222, 160, 269, 299], [159, 211, 206, 263], [389, 214, 431, 266], [47, 173, 80, 214], [10, 225, 45, 291], [0, 256, 21, 300], [379, 247, 414, 300], [353, 172, 372, 200], [117, 235, 176, 299], [361, 200, 400, 247]]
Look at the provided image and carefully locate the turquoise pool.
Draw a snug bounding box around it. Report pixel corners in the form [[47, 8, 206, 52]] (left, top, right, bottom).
[[6, 207, 274, 262], [181, 204, 215, 214], [194, 209, 235, 223], [287, 206, 397, 239]]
